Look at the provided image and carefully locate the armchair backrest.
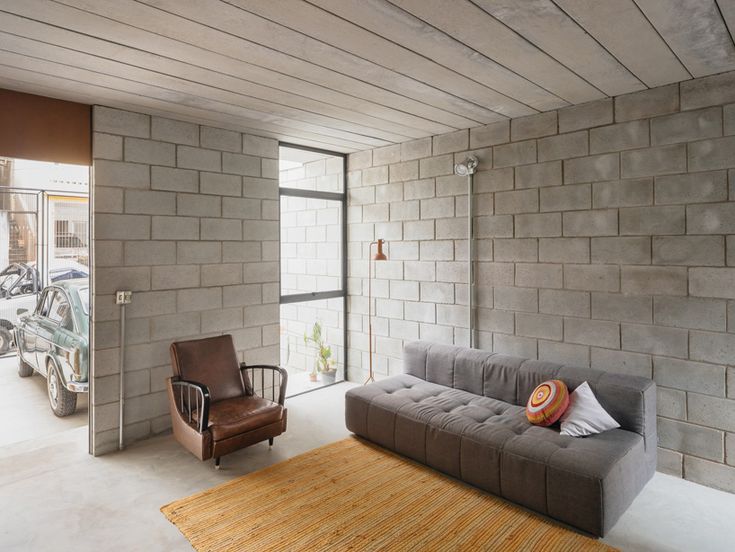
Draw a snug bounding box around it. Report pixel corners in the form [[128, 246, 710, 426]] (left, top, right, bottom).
[[170, 335, 245, 402]]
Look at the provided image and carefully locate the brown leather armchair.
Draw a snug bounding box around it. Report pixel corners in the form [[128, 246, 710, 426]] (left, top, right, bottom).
[[167, 334, 288, 468]]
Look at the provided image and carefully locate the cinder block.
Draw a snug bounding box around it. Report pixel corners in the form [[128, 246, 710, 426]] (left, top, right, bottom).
[[151, 117, 198, 145], [690, 330, 735, 365], [539, 289, 590, 317], [243, 262, 278, 283], [177, 146, 221, 172], [538, 238, 589, 263], [538, 130, 588, 161], [94, 160, 150, 189], [540, 184, 590, 212], [681, 71, 735, 110], [470, 120, 509, 149], [405, 261, 436, 282], [592, 178, 653, 208], [419, 240, 454, 261], [516, 313, 562, 341], [404, 301, 435, 323], [689, 393, 735, 432], [402, 220, 432, 241], [615, 84, 679, 122], [621, 144, 686, 178], [564, 264, 619, 292], [124, 137, 175, 166], [515, 213, 561, 238], [494, 286, 537, 312], [474, 167, 514, 192], [124, 190, 176, 216], [389, 280, 419, 301], [362, 203, 389, 223], [655, 171, 728, 205], [375, 182, 404, 202], [658, 418, 724, 462], [591, 237, 651, 264], [690, 268, 735, 299], [124, 240, 176, 266], [494, 239, 537, 262], [653, 236, 725, 266], [347, 149, 371, 171], [590, 120, 649, 153], [474, 215, 513, 238], [515, 160, 562, 189], [387, 200, 417, 221], [125, 291, 176, 319], [728, 433, 735, 466], [591, 348, 652, 378], [515, 263, 562, 289], [419, 154, 454, 178], [436, 174, 467, 197], [621, 266, 687, 296], [495, 189, 538, 215], [493, 140, 536, 168], [657, 387, 687, 420], [687, 203, 735, 234], [564, 317, 619, 348], [477, 308, 514, 333], [511, 111, 557, 141], [563, 209, 617, 237], [564, 153, 619, 184], [657, 448, 683, 476], [475, 262, 514, 287], [151, 166, 198, 193], [95, 240, 123, 267], [372, 144, 401, 166], [592, 292, 652, 323], [200, 126, 240, 152], [151, 264, 200, 290], [389, 318, 420, 340], [558, 98, 613, 133], [94, 106, 149, 138], [621, 323, 688, 358], [420, 197, 453, 219], [654, 357, 725, 396], [684, 457, 735, 493], [93, 133, 123, 160], [151, 216, 199, 240], [389, 161, 419, 183], [493, 333, 537, 359], [433, 130, 469, 155], [94, 186, 123, 214], [178, 241, 222, 264], [436, 261, 466, 283], [651, 106, 722, 145], [177, 287, 223, 313], [223, 152, 260, 176], [200, 172, 241, 197], [436, 218, 467, 240], [538, 340, 589, 367], [243, 134, 278, 158], [223, 283, 262, 307], [688, 136, 735, 172], [178, 193, 222, 218], [94, 266, 151, 295], [620, 205, 685, 235], [363, 166, 390, 187], [202, 263, 243, 287], [420, 281, 455, 304], [150, 312, 201, 341], [94, 214, 150, 240], [726, 104, 735, 136], [201, 218, 242, 241], [400, 137, 431, 161]]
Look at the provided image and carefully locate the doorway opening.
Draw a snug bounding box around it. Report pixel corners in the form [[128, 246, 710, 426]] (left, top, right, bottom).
[[279, 144, 346, 396], [0, 157, 90, 447]]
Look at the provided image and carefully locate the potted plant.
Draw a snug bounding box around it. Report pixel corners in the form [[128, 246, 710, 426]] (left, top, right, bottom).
[[304, 321, 337, 384]]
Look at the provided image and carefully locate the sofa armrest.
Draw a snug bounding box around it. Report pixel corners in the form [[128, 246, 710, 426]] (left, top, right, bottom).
[[241, 363, 288, 406]]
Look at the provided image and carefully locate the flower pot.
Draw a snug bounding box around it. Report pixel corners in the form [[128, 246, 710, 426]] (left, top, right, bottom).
[[309, 372, 318, 382], [321, 369, 337, 385]]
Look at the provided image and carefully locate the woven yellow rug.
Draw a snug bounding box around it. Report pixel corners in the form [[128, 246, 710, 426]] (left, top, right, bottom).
[[161, 437, 616, 551]]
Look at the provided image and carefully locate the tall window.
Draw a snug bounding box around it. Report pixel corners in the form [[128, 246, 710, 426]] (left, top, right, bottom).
[[279, 145, 346, 396]]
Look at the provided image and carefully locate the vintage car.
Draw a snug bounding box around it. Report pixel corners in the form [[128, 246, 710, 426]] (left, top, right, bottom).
[[0, 261, 88, 355], [15, 279, 89, 417]]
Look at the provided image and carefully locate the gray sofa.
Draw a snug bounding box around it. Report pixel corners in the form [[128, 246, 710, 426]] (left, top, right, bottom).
[[345, 341, 656, 537]]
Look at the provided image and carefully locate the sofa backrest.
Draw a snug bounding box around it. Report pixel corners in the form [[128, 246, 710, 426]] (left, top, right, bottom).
[[403, 341, 656, 444]]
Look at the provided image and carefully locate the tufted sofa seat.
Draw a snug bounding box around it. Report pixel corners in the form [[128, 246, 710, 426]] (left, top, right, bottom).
[[345, 341, 656, 537]]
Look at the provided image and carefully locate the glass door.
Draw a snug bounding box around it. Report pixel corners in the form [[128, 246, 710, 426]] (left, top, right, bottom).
[[279, 144, 346, 396]]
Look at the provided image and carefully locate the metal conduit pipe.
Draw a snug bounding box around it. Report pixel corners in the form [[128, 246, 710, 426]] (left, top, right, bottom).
[[454, 156, 478, 348]]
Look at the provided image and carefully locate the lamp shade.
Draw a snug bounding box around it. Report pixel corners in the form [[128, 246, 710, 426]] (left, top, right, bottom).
[[373, 239, 387, 261]]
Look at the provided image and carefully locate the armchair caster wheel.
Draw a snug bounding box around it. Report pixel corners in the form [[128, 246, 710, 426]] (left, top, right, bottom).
[[215, 457, 221, 470], [268, 438, 274, 447]]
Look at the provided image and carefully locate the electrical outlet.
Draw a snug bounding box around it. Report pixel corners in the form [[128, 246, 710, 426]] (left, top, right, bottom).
[[115, 291, 132, 305]]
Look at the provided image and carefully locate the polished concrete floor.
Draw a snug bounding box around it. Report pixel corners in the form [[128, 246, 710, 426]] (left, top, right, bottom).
[[1, 380, 733, 551]]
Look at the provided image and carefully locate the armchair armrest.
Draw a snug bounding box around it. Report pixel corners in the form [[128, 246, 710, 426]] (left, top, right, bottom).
[[240, 363, 288, 406], [170, 377, 211, 432]]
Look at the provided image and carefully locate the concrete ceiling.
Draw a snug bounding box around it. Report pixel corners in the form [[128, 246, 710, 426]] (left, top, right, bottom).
[[0, 0, 733, 153]]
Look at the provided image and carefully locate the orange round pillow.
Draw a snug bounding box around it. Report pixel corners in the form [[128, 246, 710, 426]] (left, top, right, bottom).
[[526, 380, 570, 426]]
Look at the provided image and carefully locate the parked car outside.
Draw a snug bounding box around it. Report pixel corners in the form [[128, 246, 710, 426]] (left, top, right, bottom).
[[15, 279, 89, 416], [0, 261, 88, 355]]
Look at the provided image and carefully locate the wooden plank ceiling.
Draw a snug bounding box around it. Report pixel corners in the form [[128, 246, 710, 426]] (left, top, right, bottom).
[[0, 0, 733, 153]]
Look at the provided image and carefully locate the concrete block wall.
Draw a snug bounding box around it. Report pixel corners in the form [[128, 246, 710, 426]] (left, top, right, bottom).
[[346, 70, 735, 492], [91, 106, 279, 455]]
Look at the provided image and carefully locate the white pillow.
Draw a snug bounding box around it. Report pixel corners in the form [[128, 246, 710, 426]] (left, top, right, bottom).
[[560, 381, 620, 437]]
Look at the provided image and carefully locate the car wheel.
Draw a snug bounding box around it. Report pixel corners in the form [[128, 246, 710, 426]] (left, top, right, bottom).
[[0, 327, 11, 356], [18, 354, 34, 377], [47, 362, 77, 417]]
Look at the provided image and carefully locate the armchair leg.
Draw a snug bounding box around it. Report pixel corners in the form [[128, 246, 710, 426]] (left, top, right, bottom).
[[268, 437, 274, 447], [215, 457, 221, 470]]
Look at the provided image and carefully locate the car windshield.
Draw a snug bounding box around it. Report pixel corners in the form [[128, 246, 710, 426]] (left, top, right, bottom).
[[0, 272, 20, 292], [78, 287, 89, 315]]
